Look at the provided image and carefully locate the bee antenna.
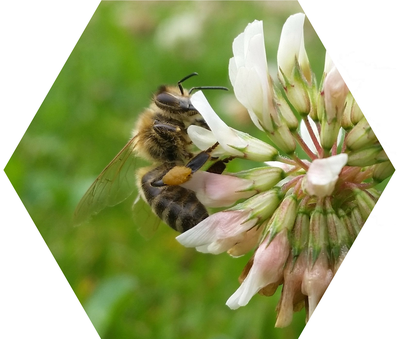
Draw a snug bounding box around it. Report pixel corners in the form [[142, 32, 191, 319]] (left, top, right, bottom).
[[188, 86, 229, 95], [178, 72, 199, 95]]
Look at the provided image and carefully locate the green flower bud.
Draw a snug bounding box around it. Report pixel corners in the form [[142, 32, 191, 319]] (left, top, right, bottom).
[[230, 188, 282, 223], [276, 96, 299, 131], [354, 189, 376, 221], [341, 93, 354, 130], [291, 198, 310, 258], [266, 193, 298, 239], [337, 209, 357, 243], [230, 129, 279, 162], [267, 124, 297, 155], [325, 199, 351, 262], [279, 61, 311, 116], [350, 204, 364, 234], [347, 145, 386, 166], [350, 99, 364, 125], [345, 118, 377, 151], [308, 200, 328, 265], [372, 160, 395, 183], [320, 119, 341, 151], [231, 166, 286, 192]]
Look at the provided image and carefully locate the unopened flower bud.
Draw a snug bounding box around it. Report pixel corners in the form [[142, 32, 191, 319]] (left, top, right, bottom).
[[302, 250, 333, 318], [230, 129, 279, 162], [230, 188, 282, 222], [350, 99, 364, 125], [265, 193, 298, 238], [341, 93, 354, 130], [345, 118, 377, 151], [350, 204, 364, 234], [347, 145, 386, 166], [325, 198, 350, 262], [372, 160, 395, 183], [354, 188, 377, 221], [231, 166, 285, 192], [276, 95, 299, 130], [275, 252, 307, 328], [308, 200, 328, 264], [290, 198, 310, 257], [267, 123, 296, 155]]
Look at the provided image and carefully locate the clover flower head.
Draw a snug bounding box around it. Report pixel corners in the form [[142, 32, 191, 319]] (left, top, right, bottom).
[[178, 12, 393, 327]]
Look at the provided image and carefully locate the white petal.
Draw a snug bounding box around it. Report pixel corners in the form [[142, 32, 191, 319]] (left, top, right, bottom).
[[277, 13, 306, 78], [190, 91, 247, 155], [176, 210, 256, 248], [323, 51, 334, 75], [305, 153, 348, 197], [226, 231, 290, 309]]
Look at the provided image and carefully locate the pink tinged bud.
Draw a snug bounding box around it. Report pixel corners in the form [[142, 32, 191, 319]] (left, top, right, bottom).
[[226, 230, 291, 309], [275, 252, 308, 328], [320, 66, 349, 150], [301, 251, 333, 319], [176, 210, 258, 254], [180, 171, 255, 208], [323, 66, 349, 122], [303, 154, 348, 197], [228, 222, 266, 258]]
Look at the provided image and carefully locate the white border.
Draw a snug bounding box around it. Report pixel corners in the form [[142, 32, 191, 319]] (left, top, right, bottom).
[[1, 1, 395, 337], [1, 1, 101, 338], [299, 1, 397, 338]]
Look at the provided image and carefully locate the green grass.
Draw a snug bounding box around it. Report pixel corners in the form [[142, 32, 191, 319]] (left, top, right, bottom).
[[5, 2, 325, 338]]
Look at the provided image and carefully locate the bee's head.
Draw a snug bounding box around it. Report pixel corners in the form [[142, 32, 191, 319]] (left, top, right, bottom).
[[153, 72, 228, 116], [154, 86, 197, 116]]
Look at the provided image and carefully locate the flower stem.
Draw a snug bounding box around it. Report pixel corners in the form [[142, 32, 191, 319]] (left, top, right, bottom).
[[274, 155, 297, 166], [303, 117, 323, 157], [293, 131, 317, 161], [292, 155, 309, 171]]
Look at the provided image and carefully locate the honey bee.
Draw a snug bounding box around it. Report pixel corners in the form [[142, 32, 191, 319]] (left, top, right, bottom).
[[73, 73, 228, 233]]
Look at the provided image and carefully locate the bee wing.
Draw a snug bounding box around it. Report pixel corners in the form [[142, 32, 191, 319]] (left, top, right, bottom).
[[132, 194, 165, 239], [74, 137, 143, 226]]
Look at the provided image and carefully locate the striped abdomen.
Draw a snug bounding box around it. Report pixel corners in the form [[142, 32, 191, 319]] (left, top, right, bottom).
[[140, 163, 208, 232]]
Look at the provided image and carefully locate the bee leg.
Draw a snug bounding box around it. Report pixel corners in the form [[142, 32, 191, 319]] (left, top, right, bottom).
[[206, 156, 235, 174], [151, 142, 220, 187], [151, 151, 210, 187], [152, 120, 181, 136]]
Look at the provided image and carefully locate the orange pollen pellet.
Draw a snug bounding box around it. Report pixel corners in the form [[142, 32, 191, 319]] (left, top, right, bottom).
[[162, 166, 192, 186]]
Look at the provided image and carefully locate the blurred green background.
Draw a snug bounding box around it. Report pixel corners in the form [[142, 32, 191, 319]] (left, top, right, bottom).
[[5, 2, 327, 338]]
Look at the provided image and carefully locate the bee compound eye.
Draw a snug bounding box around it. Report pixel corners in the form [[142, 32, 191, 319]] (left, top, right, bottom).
[[156, 92, 179, 107]]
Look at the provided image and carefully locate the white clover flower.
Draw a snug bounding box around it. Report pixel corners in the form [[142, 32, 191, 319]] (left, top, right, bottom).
[[226, 230, 290, 309], [180, 171, 255, 208], [176, 12, 391, 328], [277, 13, 312, 115], [188, 91, 278, 161], [303, 154, 348, 197], [277, 13, 310, 84], [229, 20, 275, 132]]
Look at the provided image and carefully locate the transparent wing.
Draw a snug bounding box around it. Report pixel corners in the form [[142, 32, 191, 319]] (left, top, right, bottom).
[[131, 194, 165, 239], [74, 136, 144, 226]]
